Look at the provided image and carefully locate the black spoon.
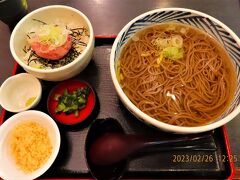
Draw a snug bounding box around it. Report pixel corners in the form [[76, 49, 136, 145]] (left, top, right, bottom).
[[85, 118, 127, 180], [85, 118, 216, 180]]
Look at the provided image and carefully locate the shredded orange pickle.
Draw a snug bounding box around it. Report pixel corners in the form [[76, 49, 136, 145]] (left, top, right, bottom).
[[10, 121, 53, 173]]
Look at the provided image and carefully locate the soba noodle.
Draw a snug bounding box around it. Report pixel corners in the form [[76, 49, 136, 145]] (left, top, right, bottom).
[[117, 23, 236, 127]]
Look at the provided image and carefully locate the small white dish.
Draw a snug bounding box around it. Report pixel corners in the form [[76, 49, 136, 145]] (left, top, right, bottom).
[[0, 73, 42, 112], [0, 110, 60, 180]]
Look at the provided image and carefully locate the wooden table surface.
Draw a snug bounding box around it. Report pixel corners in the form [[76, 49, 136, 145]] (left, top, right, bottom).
[[0, 0, 240, 179]]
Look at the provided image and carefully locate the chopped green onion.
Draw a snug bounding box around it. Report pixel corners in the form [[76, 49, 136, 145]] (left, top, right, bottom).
[[162, 46, 184, 60]]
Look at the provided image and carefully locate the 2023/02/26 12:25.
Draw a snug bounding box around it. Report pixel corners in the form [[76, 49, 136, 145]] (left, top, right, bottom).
[[172, 154, 239, 163]]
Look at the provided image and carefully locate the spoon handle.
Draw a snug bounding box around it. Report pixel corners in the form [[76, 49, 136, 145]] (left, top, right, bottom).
[[138, 131, 215, 149], [138, 142, 216, 152]]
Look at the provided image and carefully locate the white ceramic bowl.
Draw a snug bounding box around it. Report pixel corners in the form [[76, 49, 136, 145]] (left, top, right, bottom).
[[0, 110, 60, 180], [0, 73, 42, 112], [10, 5, 94, 81], [110, 8, 240, 133]]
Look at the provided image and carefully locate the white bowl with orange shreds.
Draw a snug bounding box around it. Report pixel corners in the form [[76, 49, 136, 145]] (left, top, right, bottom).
[[0, 110, 60, 180]]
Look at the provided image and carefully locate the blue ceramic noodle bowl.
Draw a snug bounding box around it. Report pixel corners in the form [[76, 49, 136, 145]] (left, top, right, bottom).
[[110, 8, 240, 133]]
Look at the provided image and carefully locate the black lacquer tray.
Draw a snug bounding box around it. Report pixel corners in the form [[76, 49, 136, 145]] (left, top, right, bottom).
[[0, 38, 234, 179]]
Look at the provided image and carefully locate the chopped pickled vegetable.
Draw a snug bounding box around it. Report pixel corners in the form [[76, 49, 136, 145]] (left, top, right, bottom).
[[54, 87, 90, 117], [25, 97, 36, 107]]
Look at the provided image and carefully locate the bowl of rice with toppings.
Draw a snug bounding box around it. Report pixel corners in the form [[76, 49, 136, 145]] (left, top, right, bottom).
[[0, 110, 60, 179], [10, 5, 94, 81]]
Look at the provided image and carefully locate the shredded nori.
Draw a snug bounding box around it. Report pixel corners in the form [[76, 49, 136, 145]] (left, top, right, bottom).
[[32, 18, 47, 25], [24, 19, 88, 69]]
